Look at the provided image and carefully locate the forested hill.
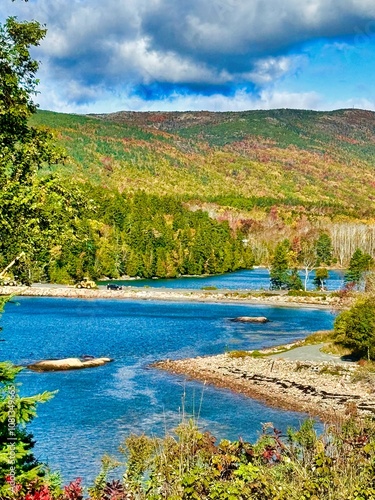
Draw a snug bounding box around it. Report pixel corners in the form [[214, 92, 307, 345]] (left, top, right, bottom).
[[31, 108, 375, 219]]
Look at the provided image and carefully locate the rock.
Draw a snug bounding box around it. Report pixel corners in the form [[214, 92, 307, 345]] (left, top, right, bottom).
[[27, 357, 113, 372], [231, 316, 269, 323]]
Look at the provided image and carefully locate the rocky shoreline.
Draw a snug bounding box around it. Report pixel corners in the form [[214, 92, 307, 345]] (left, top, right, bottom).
[[154, 353, 375, 422], [0, 285, 339, 308]]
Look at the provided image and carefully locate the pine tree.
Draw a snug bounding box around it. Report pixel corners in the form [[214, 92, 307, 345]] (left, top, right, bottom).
[[315, 234, 333, 266], [344, 248, 374, 287], [0, 299, 55, 497], [270, 240, 303, 290], [270, 240, 291, 290]]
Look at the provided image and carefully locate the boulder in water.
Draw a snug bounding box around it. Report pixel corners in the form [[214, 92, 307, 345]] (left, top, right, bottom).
[[27, 357, 113, 372], [231, 316, 269, 323]]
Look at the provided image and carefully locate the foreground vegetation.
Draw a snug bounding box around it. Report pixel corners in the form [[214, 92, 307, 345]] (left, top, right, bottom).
[[2, 357, 375, 500]]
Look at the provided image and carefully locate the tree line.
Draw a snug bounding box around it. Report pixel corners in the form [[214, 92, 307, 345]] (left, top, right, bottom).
[[268, 235, 373, 291], [45, 188, 255, 283]]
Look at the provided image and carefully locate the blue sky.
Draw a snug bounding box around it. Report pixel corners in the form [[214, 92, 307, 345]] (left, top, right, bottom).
[[3, 0, 375, 113]]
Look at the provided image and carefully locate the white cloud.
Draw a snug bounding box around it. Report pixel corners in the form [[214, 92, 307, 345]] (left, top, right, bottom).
[[325, 96, 375, 111], [242, 55, 307, 85], [3, 0, 375, 111], [111, 38, 232, 84], [35, 78, 323, 114]]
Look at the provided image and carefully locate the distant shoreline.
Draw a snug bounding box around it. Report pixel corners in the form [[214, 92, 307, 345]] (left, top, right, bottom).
[[0, 285, 340, 309]]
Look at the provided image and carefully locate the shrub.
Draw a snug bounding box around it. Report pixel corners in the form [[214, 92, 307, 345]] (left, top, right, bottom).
[[334, 296, 375, 360], [87, 417, 375, 500], [287, 290, 326, 298]]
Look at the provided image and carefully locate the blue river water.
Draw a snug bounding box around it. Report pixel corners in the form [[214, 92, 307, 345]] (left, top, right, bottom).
[[98, 267, 345, 291], [1, 297, 335, 484]]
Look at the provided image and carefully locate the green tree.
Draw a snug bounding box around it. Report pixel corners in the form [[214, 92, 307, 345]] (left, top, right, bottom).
[[0, 363, 55, 497], [288, 268, 303, 291], [344, 248, 374, 288], [0, 14, 64, 208], [313, 267, 329, 290], [0, 11, 93, 283], [270, 240, 302, 290], [270, 240, 290, 290], [334, 296, 375, 360], [315, 234, 333, 266]]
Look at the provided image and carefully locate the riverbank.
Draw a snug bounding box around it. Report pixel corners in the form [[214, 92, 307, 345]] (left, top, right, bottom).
[[154, 348, 375, 422], [0, 285, 340, 308]]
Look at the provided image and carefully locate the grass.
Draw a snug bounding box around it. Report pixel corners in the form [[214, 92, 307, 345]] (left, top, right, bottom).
[[227, 349, 266, 359], [320, 342, 353, 357], [318, 365, 349, 376], [303, 330, 335, 345], [226, 329, 346, 360], [351, 361, 375, 387], [287, 290, 327, 298], [227, 350, 254, 358]]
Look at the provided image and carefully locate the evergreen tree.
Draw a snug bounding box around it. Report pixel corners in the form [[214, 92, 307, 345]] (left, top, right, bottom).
[[315, 233, 333, 266], [344, 248, 374, 287], [288, 268, 303, 291], [270, 240, 291, 290], [0, 299, 55, 497], [313, 267, 329, 290], [270, 240, 303, 290]]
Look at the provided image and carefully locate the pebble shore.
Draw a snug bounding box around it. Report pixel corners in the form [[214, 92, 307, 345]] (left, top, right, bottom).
[[0, 285, 340, 308], [154, 354, 375, 421]]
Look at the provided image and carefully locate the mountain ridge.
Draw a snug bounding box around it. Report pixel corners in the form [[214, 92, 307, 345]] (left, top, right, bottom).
[[31, 108, 375, 220]]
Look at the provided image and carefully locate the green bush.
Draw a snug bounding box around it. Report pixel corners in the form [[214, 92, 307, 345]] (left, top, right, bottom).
[[334, 296, 375, 360], [287, 290, 326, 298]]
